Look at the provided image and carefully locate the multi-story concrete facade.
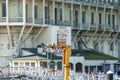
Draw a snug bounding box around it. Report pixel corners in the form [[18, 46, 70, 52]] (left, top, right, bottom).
[[0, 0, 120, 68]]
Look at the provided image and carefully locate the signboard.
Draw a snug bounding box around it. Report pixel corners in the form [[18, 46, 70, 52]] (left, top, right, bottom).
[[57, 27, 70, 46]]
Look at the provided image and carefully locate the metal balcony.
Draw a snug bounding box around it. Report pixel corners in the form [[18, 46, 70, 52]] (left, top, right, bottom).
[[112, 25, 120, 32], [26, 17, 33, 23], [63, 21, 71, 26], [90, 23, 97, 30], [73, 21, 80, 29], [81, 23, 89, 30], [44, 19, 71, 26], [45, 19, 54, 25], [9, 17, 23, 22], [96, 24, 105, 31], [34, 18, 43, 24], [105, 24, 113, 31], [63, 0, 119, 9], [54, 20, 63, 26], [0, 17, 6, 22]]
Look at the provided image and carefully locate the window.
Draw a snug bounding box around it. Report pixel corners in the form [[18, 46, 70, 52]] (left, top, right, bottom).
[[99, 13, 102, 24], [57, 62, 62, 70], [69, 63, 73, 70], [34, 5, 38, 18], [108, 14, 111, 25], [25, 62, 29, 66], [45, 7, 48, 19], [49, 61, 55, 69], [75, 10, 78, 22], [20, 62, 24, 66], [108, 0, 111, 3], [85, 66, 88, 73], [112, 0, 114, 3], [55, 8, 57, 21], [82, 11, 86, 23], [31, 62, 35, 66], [26, 4, 28, 18], [43, 62, 47, 68], [98, 0, 102, 3], [99, 13, 102, 27], [112, 15, 115, 26], [70, 9, 71, 21], [2, 3, 6, 17], [60, 8, 62, 21], [14, 62, 18, 66], [91, 0, 94, 3], [55, 8, 57, 24], [91, 12, 94, 24], [112, 15, 115, 29]]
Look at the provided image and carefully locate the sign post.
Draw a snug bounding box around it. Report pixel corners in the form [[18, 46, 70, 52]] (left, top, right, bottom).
[[47, 44, 70, 80]]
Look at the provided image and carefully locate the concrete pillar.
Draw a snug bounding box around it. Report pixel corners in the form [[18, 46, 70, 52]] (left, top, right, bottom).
[[55, 61, 57, 70], [43, 0, 45, 24], [88, 66, 90, 73], [62, 2, 64, 23], [71, 3, 73, 27], [96, 66, 98, 72], [32, 0, 35, 24], [74, 63, 76, 73], [88, 4, 90, 29], [95, 4, 98, 29], [118, 6, 120, 29], [6, 0, 8, 23], [110, 8, 113, 30], [9, 61, 12, 73], [52, 1, 55, 24], [82, 63, 85, 72], [103, 6, 106, 30], [79, 3, 82, 29], [23, 0, 26, 24]]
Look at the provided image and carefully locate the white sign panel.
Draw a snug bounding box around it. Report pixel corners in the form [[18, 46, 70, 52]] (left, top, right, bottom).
[[52, 26, 71, 46]]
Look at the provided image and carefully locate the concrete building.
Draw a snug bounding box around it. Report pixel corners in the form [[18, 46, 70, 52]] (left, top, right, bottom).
[[0, 0, 119, 73]]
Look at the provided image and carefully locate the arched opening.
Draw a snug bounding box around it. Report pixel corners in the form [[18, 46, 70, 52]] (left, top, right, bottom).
[[76, 62, 82, 73], [69, 63, 73, 70]]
